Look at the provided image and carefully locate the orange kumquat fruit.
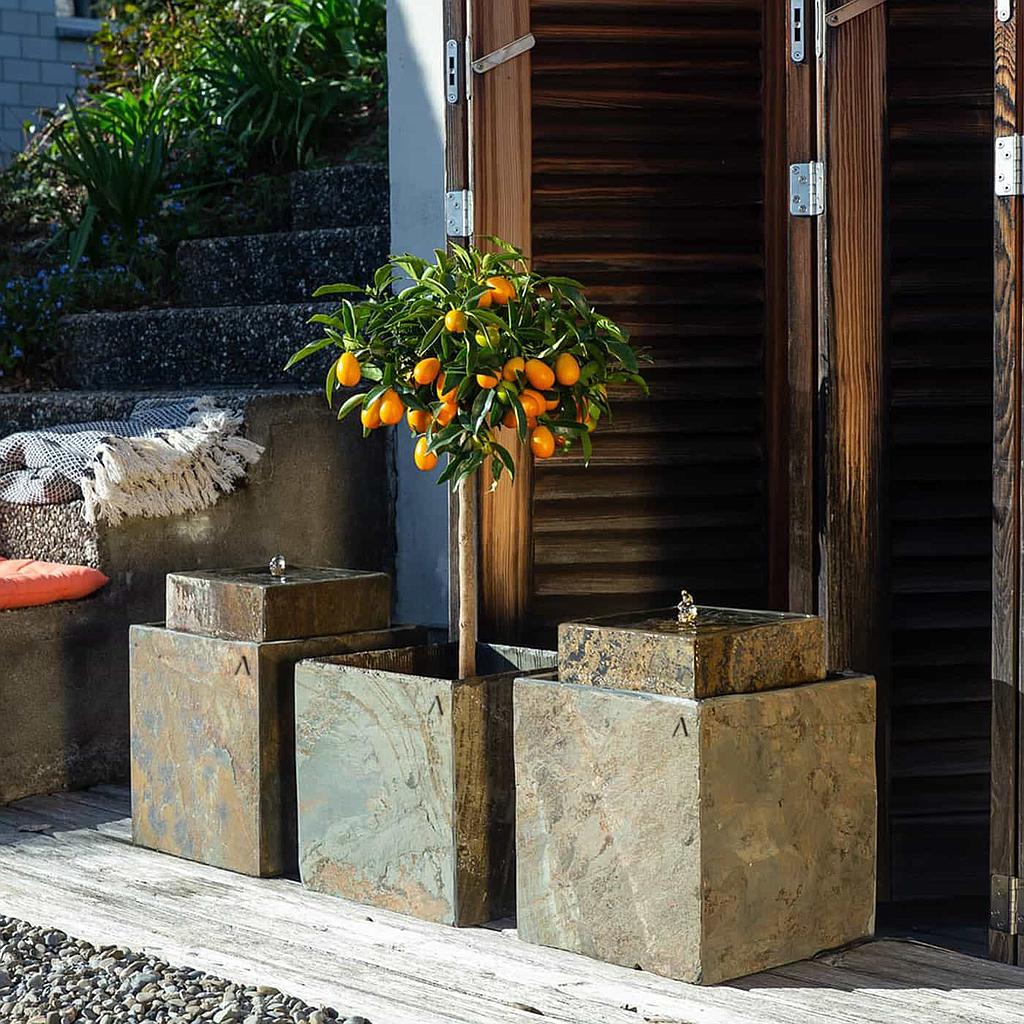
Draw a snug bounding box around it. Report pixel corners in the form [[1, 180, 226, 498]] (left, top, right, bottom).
[[414, 357, 441, 385], [335, 352, 361, 387], [414, 436, 438, 471]]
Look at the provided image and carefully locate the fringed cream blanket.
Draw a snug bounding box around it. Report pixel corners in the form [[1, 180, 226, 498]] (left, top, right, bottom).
[[0, 397, 264, 526]]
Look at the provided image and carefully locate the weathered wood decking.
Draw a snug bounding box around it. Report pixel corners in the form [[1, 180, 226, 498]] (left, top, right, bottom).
[[0, 787, 1020, 1024]]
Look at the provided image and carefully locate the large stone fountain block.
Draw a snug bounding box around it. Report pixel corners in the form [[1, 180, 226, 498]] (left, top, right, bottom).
[[295, 642, 556, 926], [558, 606, 826, 698], [514, 673, 877, 985], [130, 622, 423, 877], [166, 565, 390, 642]]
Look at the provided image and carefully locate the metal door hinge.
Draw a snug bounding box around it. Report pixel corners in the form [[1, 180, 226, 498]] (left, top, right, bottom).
[[790, 0, 806, 62], [996, 135, 1023, 196], [790, 162, 824, 217], [991, 873, 1020, 934], [445, 39, 461, 104], [998, 0, 1013, 23], [445, 189, 474, 238], [471, 33, 535, 75]]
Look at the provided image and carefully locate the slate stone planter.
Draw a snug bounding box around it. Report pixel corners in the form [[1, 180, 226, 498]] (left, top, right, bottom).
[[515, 605, 876, 985], [515, 672, 877, 985], [294, 642, 556, 926], [130, 565, 421, 877]]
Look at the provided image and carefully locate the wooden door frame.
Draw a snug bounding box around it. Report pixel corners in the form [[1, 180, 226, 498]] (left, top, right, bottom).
[[471, 0, 534, 645], [783, 0, 891, 897], [444, 0, 534, 645], [990, 0, 1024, 966]]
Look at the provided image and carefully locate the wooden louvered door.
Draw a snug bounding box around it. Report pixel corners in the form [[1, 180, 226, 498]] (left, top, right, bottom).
[[476, 0, 781, 643], [887, 0, 993, 905]]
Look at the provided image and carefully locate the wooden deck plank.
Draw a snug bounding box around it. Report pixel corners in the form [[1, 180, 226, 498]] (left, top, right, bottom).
[[0, 790, 1020, 1024]]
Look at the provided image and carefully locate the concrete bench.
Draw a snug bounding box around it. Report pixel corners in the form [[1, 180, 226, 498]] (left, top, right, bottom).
[[0, 388, 391, 803]]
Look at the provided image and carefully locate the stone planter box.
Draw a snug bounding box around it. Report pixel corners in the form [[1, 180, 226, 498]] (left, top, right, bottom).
[[295, 642, 556, 926], [514, 672, 877, 985], [515, 604, 876, 985], [130, 565, 421, 877]]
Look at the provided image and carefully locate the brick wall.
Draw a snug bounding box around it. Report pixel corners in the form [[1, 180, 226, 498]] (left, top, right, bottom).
[[0, 0, 96, 164]]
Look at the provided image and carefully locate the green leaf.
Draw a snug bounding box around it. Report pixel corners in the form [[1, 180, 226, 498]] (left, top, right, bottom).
[[284, 335, 335, 370], [325, 361, 337, 406], [374, 266, 396, 293], [604, 338, 638, 372], [473, 389, 495, 433], [509, 393, 528, 442], [337, 392, 366, 421], [418, 315, 446, 354], [309, 312, 344, 329], [580, 428, 593, 466], [340, 299, 358, 337], [493, 442, 515, 479], [313, 282, 364, 297]]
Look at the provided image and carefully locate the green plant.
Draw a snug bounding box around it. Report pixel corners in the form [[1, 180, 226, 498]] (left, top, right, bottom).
[[287, 239, 646, 488], [287, 238, 645, 677], [267, 0, 385, 73], [52, 90, 171, 261], [195, 16, 377, 168]]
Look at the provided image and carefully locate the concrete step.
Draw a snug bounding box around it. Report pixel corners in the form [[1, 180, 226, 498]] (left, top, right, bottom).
[[290, 162, 389, 230], [58, 304, 332, 389], [176, 226, 388, 307]]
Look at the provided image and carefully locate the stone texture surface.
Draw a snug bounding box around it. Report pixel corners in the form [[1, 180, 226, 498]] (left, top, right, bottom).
[[295, 643, 556, 926], [558, 606, 826, 698], [59, 304, 329, 389], [166, 566, 390, 642], [130, 623, 423, 877], [514, 674, 877, 985], [0, 500, 99, 566], [177, 227, 388, 307], [289, 164, 389, 231], [0, 391, 393, 805]]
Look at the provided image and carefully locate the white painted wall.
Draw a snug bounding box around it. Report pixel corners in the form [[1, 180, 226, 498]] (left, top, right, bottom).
[[387, 0, 450, 628]]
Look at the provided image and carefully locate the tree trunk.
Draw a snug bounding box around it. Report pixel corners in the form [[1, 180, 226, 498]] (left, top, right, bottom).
[[458, 477, 478, 678]]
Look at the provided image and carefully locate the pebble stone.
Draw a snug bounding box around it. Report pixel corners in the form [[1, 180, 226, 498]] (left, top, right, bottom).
[[0, 915, 371, 1024]]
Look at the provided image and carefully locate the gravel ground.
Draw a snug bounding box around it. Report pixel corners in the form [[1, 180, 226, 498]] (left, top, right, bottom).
[[0, 915, 371, 1024]]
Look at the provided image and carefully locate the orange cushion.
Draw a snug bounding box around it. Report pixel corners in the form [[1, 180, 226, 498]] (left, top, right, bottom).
[[0, 559, 109, 611]]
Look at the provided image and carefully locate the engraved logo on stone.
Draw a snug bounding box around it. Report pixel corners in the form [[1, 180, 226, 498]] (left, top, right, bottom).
[[235, 656, 251, 677], [673, 716, 689, 738]]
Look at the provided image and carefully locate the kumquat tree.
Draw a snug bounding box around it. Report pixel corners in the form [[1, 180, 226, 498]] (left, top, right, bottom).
[[287, 237, 646, 674]]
